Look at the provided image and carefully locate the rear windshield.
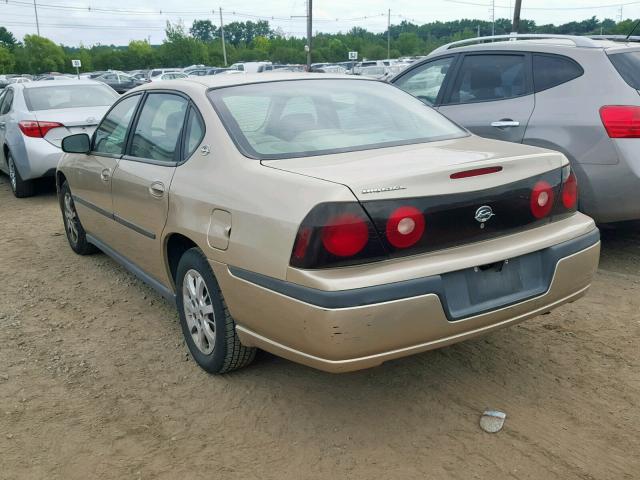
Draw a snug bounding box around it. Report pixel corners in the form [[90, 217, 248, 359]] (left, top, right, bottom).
[[24, 84, 118, 111], [609, 51, 640, 89], [208, 79, 466, 160]]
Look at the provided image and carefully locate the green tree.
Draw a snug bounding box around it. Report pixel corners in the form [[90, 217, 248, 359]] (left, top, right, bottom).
[[0, 45, 15, 73], [0, 27, 18, 50], [124, 40, 155, 69], [14, 35, 65, 73], [160, 21, 207, 67], [190, 20, 218, 42]]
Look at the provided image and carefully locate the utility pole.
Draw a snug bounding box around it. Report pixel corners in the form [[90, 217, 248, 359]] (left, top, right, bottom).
[[512, 0, 522, 33], [306, 0, 312, 70], [219, 7, 227, 66], [619, 5, 624, 22], [387, 9, 391, 59], [33, 0, 40, 36], [493, 0, 496, 36], [477, 24, 480, 37]]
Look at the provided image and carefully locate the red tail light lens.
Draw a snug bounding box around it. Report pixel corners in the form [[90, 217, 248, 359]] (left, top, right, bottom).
[[385, 206, 425, 248], [561, 171, 578, 209], [18, 120, 64, 138], [530, 180, 555, 219], [599, 106, 640, 138], [289, 203, 386, 269], [321, 213, 369, 257]]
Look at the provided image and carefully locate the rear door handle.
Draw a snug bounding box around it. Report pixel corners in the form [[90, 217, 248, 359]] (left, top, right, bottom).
[[0, 121, 6, 129], [100, 168, 111, 182], [491, 120, 520, 128], [149, 181, 165, 198]]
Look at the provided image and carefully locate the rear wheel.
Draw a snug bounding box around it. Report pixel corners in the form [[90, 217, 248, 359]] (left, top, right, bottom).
[[7, 151, 35, 198], [176, 248, 256, 374], [58, 180, 97, 255]]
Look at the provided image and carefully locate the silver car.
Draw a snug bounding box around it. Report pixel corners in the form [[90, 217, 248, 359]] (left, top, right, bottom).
[[0, 79, 118, 197], [392, 34, 640, 223]]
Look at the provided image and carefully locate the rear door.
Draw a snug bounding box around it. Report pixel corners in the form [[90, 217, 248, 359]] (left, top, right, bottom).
[[438, 52, 534, 143], [0, 88, 11, 169], [109, 91, 190, 281]]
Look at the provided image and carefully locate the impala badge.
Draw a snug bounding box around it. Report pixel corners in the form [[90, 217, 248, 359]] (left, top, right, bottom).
[[475, 205, 495, 228], [361, 185, 406, 194]]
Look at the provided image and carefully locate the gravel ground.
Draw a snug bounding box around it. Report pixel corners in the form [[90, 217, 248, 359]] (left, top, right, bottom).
[[0, 175, 638, 480]]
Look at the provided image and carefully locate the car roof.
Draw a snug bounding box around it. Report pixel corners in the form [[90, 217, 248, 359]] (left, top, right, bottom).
[[428, 36, 640, 57], [136, 72, 367, 91]]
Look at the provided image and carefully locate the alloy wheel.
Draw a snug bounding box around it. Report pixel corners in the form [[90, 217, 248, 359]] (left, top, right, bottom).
[[182, 269, 216, 354], [63, 192, 79, 245], [8, 156, 16, 192]]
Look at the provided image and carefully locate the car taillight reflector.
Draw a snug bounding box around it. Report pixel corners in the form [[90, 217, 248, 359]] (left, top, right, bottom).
[[561, 171, 578, 209], [292, 227, 312, 260], [385, 206, 425, 248], [18, 120, 64, 138], [450, 166, 503, 179], [530, 180, 555, 219], [599, 105, 640, 138], [321, 213, 369, 257]]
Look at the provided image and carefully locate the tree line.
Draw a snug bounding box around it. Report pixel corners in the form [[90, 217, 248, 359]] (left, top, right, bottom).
[[0, 15, 638, 75]]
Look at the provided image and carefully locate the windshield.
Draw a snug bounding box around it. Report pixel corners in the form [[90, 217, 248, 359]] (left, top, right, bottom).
[[208, 79, 466, 160], [24, 84, 118, 111], [609, 51, 640, 89]]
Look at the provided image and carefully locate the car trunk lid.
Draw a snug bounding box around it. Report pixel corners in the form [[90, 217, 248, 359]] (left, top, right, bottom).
[[262, 136, 565, 201], [33, 106, 108, 147]]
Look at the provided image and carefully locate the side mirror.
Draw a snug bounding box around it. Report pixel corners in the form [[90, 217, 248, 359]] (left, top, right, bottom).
[[61, 133, 91, 154]]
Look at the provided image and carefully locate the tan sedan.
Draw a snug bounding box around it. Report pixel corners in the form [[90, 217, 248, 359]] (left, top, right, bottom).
[[56, 74, 600, 373]]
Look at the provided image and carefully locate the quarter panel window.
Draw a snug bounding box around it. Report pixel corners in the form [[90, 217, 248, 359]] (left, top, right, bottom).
[[609, 51, 640, 90], [394, 57, 455, 104], [185, 108, 205, 158], [448, 54, 527, 104], [130, 93, 188, 163], [533, 54, 583, 92], [93, 94, 140, 155]]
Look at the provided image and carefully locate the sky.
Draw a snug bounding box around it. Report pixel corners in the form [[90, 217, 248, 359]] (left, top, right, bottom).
[[1, 0, 639, 46]]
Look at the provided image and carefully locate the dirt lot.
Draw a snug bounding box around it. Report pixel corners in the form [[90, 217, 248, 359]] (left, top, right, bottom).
[[0, 175, 638, 480]]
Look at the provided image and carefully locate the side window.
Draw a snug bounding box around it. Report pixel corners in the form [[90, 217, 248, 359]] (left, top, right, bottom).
[[0, 89, 14, 114], [447, 54, 528, 104], [394, 57, 455, 104], [130, 93, 188, 163], [0, 90, 6, 113], [93, 94, 140, 155], [533, 54, 583, 92], [184, 107, 205, 158]]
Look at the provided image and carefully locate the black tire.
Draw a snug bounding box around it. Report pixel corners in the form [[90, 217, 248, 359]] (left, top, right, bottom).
[[58, 180, 97, 255], [176, 248, 256, 374], [7, 151, 35, 198]]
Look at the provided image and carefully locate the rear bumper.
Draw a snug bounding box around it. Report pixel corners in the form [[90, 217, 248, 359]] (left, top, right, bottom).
[[213, 227, 600, 373], [19, 136, 62, 180], [579, 139, 640, 223]]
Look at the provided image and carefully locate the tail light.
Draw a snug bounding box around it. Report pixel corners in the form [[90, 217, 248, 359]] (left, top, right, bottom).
[[385, 206, 425, 248], [18, 120, 64, 138], [560, 165, 578, 211], [599, 106, 640, 138], [321, 213, 369, 257], [290, 202, 386, 269], [530, 180, 555, 219]]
